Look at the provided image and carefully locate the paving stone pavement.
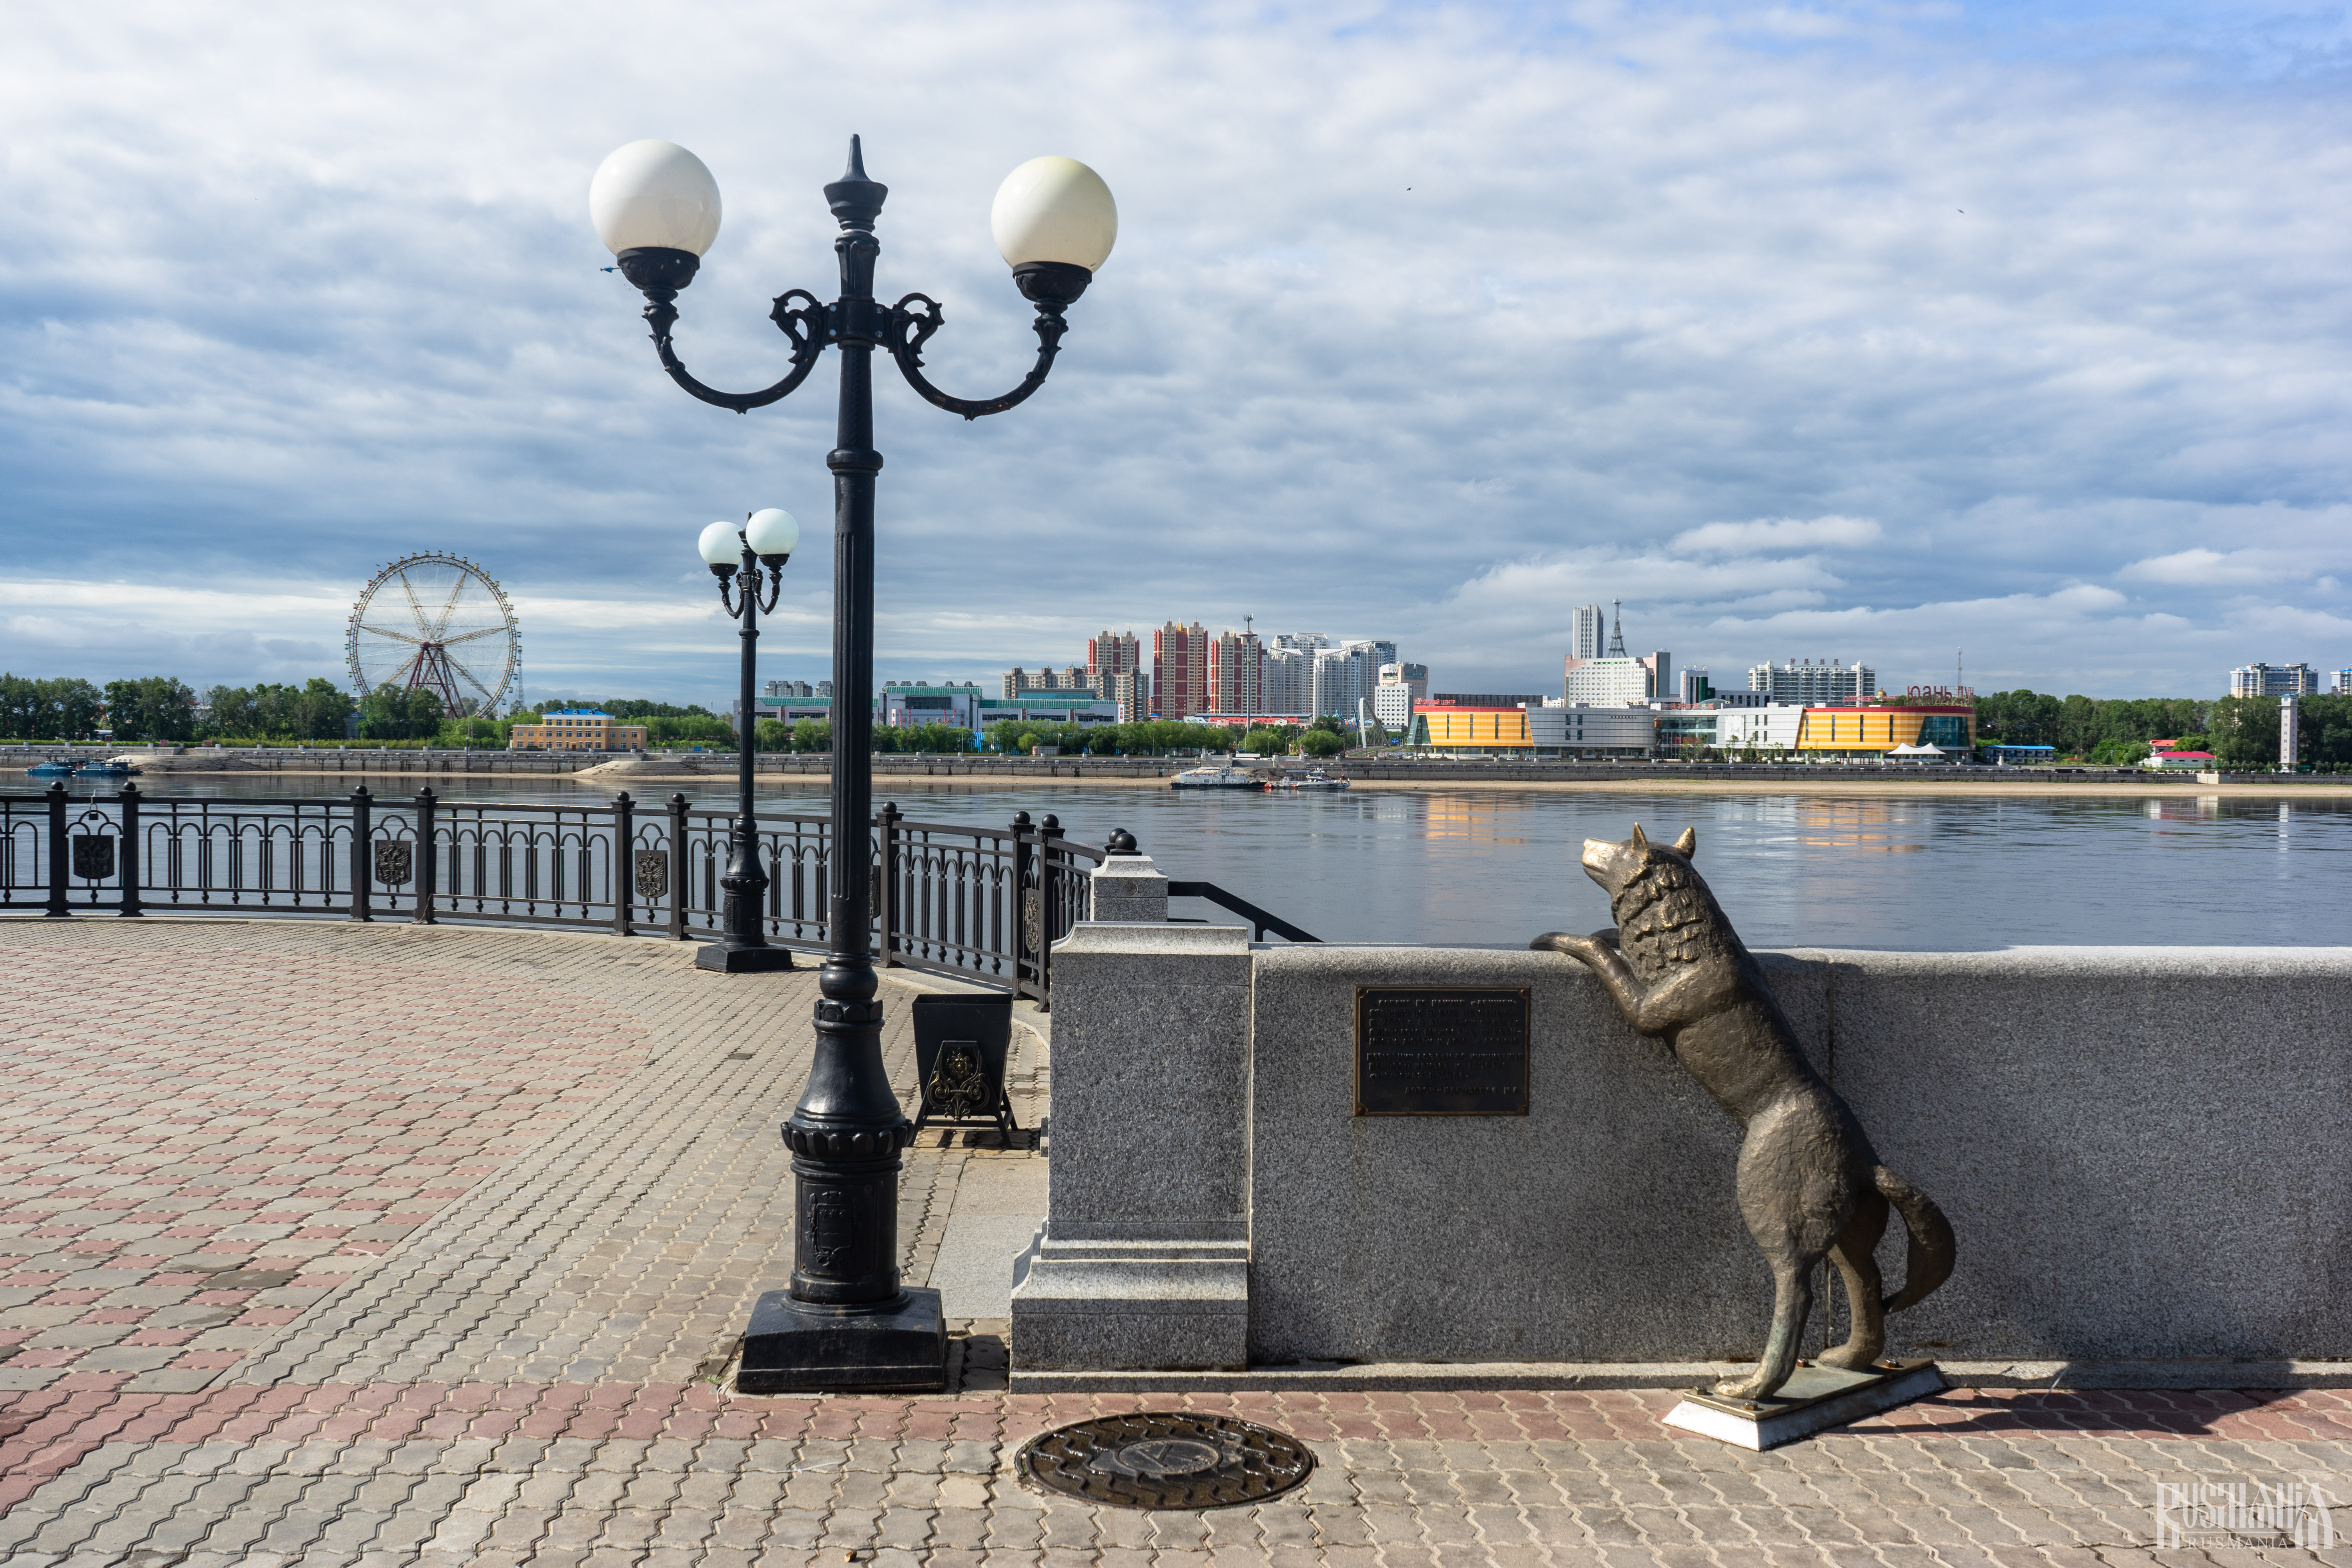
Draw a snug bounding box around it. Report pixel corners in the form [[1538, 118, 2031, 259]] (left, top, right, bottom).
[[2, 917, 2348, 1566]]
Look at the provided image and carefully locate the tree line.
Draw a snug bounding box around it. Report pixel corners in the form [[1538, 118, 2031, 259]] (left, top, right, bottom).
[[0, 673, 748, 748], [1973, 690, 2352, 768]]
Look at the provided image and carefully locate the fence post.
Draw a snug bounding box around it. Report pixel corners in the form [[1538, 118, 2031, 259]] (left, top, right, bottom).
[[411, 786, 438, 924], [667, 792, 689, 941], [348, 785, 373, 922], [118, 783, 143, 918], [44, 781, 68, 917], [877, 800, 901, 968], [613, 790, 634, 937], [1010, 811, 1034, 1000], [1037, 813, 1061, 1010]]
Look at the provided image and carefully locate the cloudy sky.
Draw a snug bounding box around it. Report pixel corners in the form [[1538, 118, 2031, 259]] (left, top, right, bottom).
[[3, 0, 2348, 708]]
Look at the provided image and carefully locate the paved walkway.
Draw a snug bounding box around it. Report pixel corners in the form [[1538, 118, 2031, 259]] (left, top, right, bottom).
[[1, 918, 2346, 1566]]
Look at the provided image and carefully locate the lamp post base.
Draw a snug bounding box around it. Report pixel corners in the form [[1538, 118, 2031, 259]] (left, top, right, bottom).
[[694, 940, 798, 973], [735, 1287, 948, 1393]]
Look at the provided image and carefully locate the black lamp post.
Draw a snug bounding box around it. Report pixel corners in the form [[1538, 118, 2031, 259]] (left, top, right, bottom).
[[694, 507, 800, 973], [592, 134, 1116, 1391]]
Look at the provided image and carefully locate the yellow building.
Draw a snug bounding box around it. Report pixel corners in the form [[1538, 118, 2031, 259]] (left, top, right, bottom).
[[508, 708, 649, 752], [1794, 704, 1974, 758], [1413, 706, 1532, 750]]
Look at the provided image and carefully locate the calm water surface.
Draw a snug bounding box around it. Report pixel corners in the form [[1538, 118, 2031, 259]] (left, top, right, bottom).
[[91, 774, 2352, 950]]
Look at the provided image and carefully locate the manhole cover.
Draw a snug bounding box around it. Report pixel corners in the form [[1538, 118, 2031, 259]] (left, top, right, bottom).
[[1015, 1413, 1313, 1510]]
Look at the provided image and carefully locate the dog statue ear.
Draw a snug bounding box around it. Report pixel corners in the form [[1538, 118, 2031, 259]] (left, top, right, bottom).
[[1628, 824, 1648, 849], [1674, 827, 1697, 857]]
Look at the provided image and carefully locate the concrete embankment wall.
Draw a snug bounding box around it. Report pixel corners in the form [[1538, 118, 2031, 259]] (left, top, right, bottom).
[[1043, 935, 2352, 1370], [0, 746, 1178, 782]]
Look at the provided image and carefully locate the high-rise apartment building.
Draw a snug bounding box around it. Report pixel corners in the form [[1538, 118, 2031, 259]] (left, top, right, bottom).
[[1003, 665, 1097, 699], [1154, 621, 1209, 720], [1100, 671, 1151, 722], [1747, 658, 1874, 704], [1571, 604, 1606, 661], [762, 678, 832, 699], [1207, 629, 1264, 714], [1260, 647, 1310, 716], [2230, 662, 2319, 698], [1678, 668, 1712, 704], [2333, 670, 2352, 696], [1087, 629, 1143, 680], [1310, 640, 1396, 720]]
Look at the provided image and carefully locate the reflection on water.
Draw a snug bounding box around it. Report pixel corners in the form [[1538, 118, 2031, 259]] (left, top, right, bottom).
[[56, 774, 2352, 950]]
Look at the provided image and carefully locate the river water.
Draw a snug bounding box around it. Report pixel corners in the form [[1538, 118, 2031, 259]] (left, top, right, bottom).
[[72, 773, 2352, 950]]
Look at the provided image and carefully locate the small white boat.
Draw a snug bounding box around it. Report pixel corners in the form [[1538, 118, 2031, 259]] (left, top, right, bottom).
[[1169, 766, 1265, 791], [1266, 768, 1350, 792]]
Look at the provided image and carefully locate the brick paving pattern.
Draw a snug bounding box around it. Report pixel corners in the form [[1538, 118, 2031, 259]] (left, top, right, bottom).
[[1, 918, 2346, 1566]]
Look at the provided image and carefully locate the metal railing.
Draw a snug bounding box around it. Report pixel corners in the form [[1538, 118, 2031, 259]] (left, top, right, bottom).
[[0, 783, 1107, 1002]]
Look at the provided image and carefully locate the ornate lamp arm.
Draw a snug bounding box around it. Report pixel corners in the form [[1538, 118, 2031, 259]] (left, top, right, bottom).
[[883, 281, 1078, 422], [757, 563, 784, 614], [640, 287, 829, 414], [716, 567, 744, 619]]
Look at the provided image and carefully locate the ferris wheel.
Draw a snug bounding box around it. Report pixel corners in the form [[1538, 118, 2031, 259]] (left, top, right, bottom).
[[346, 553, 521, 715]]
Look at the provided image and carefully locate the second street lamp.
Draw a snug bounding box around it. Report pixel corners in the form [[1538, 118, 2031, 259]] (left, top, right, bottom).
[[696, 507, 799, 973], [592, 133, 1115, 1391]]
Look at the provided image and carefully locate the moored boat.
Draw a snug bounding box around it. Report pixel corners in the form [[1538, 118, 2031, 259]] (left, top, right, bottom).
[[25, 761, 74, 777], [1266, 768, 1351, 792], [1169, 766, 1265, 791]]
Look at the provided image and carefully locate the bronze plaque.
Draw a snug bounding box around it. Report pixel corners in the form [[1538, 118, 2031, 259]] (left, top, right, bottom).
[[1354, 987, 1530, 1116]]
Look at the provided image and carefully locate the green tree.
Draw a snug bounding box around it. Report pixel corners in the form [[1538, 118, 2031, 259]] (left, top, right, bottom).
[[0, 674, 42, 738], [1297, 729, 1347, 759], [46, 678, 103, 740], [357, 684, 443, 740], [2087, 738, 2151, 766], [791, 718, 831, 753], [102, 676, 199, 743], [646, 714, 736, 747], [2299, 696, 2352, 770], [2208, 696, 2281, 767], [1239, 725, 1295, 755]]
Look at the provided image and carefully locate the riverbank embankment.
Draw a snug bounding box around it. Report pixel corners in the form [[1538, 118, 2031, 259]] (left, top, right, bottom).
[[8, 744, 2350, 797]]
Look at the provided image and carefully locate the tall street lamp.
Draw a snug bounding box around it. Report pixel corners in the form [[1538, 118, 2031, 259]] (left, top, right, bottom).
[[696, 507, 800, 973], [592, 134, 1116, 1391]]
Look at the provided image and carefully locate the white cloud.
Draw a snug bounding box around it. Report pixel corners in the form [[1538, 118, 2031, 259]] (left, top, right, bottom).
[[0, 2, 2348, 702], [1672, 516, 1884, 555], [2119, 547, 2322, 587]]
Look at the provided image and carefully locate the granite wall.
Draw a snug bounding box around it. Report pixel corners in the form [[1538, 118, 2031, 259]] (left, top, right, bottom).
[[1017, 932, 2352, 1371], [1245, 945, 2352, 1367]]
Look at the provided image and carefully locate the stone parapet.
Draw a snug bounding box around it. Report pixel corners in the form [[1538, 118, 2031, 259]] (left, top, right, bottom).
[[1018, 941, 2352, 1376]]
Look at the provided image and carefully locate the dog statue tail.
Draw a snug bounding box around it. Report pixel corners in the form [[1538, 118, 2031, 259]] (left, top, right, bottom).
[[1874, 1166, 1956, 1314]]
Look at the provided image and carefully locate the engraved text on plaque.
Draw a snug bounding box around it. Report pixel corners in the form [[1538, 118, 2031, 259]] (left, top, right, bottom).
[[1354, 987, 1530, 1116]]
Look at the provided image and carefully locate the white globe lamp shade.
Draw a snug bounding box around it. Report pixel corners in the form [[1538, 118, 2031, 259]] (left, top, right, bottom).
[[744, 508, 800, 560], [698, 520, 742, 566], [591, 140, 723, 257], [990, 156, 1117, 271]]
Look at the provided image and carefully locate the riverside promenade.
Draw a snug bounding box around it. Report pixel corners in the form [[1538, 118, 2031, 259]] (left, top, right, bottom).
[[0, 920, 2345, 1566]]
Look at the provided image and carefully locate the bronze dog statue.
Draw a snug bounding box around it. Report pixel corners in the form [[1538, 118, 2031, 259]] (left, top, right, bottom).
[[1533, 824, 1954, 1402]]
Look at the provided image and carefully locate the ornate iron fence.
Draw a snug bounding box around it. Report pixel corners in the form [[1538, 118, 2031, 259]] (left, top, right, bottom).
[[0, 783, 1105, 1002]]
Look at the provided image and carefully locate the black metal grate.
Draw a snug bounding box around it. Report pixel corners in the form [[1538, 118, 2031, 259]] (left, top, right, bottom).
[[1015, 1413, 1314, 1510]]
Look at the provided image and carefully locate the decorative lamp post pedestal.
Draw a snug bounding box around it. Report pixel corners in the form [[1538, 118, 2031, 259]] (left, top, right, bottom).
[[593, 133, 1117, 1392]]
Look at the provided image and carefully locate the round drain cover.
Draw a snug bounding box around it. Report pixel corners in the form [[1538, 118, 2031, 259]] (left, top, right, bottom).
[[1016, 1412, 1314, 1510]]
